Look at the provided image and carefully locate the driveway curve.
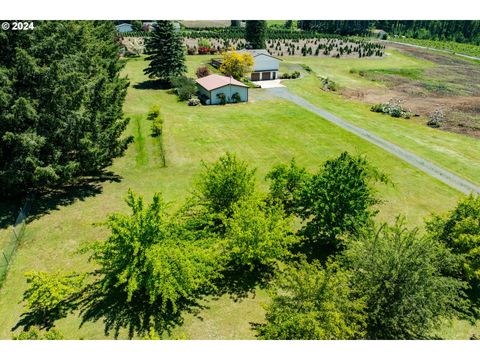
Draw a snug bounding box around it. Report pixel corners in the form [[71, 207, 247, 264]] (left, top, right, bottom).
[[267, 87, 480, 195]]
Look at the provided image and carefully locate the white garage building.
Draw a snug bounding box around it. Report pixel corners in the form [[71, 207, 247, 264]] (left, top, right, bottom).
[[239, 49, 281, 81]]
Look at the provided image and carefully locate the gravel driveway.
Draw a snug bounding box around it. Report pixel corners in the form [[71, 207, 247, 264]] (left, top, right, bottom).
[[267, 87, 480, 195]]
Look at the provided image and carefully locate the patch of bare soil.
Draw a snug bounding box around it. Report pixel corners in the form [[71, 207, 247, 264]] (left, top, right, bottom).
[[342, 44, 480, 138]]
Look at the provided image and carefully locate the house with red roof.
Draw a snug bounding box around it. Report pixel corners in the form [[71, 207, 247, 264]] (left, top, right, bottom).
[[196, 74, 249, 105]]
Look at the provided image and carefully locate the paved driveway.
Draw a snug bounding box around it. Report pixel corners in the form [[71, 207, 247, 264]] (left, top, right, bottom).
[[267, 87, 480, 195], [252, 79, 285, 89]]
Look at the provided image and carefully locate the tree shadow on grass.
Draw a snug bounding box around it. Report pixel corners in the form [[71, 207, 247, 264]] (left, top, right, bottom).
[[78, 282, 207, 339], [12, 304, 76, 332], [133, 80, 171, 90], [0, 198, 22, 230], [26, 171, 122, 224], [213, 263, 275, 301]]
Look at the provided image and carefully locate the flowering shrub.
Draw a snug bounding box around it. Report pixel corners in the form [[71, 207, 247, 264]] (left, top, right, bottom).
[[198, 46, 211, 55], [371, 99, 412, 119], [188, 97, 201, 106]]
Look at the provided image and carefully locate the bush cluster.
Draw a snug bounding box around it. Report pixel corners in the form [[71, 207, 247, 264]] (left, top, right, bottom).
[[320, 77, 338, 91], [281, 71, 300, 79], [171, 75, 197, 101], [371, 99, 412, 119]]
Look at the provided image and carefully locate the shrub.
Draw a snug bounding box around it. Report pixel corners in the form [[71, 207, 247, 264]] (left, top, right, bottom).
[[216, 92, 227, 105], [281, 71, 300, 80], [198, 46, 211, 55], [188, 97, 201, 106], [196, 66, 211, 78], [300, 64, 312, 72], [320, 77, 337, 91], [147, 105, 161, 120], [19, 271, 85, 330], [198, 38, 212, 48], [231, 92, 241, 103], [370, 99, 412, 119], [427, 107, 446, 128], [219, 50, 254, 80], [151, 116, 164, 137], [171, 76, 197, 101]]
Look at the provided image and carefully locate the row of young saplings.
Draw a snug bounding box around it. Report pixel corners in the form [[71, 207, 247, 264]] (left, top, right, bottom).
[[268, 39, 385, 57], [183, 37, 384, 57]]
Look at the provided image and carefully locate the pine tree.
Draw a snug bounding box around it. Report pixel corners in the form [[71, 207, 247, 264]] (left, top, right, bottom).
[[0, 21, 132, 196], [144, 21, 186, 81], [245, 20, 267, 49]]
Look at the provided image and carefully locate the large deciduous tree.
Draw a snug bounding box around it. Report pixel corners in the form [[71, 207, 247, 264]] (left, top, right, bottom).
[[191, 153, 256, 225], [0, 21, 132, 197], [426, 195, 480, 302], [343, 218, 467, 339], [225, 196, 297, 271], [265, 158, 308, 215], [245, 20, 267, 49], [80, 190, 219, 339], [144, 21, 186, 81], [296, 152, 388, 254], [255, 261, 366, 340]]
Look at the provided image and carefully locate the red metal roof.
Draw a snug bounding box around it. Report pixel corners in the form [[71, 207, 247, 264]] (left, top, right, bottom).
[[196, 74, 248, 91]]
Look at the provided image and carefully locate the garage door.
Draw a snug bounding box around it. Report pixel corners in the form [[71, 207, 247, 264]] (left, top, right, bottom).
[[262, 72, 271, 80], [251, 72, 260, 81]]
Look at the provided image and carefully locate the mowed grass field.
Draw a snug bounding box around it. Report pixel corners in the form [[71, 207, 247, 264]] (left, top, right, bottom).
[[0, 53, 477, 339]]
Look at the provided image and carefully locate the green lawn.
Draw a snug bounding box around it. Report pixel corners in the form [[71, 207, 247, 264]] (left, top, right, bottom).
[[281, 53, 480, 186], [281, 50, 434, 90], [0, 55, 475, 339]]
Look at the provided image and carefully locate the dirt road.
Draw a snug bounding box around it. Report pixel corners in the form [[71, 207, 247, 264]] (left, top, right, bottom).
[[267, 87, 480, 195]]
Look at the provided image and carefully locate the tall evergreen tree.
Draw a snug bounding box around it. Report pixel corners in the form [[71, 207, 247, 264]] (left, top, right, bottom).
[[245, 20, 267, 49], [144, 21, 186, 81], [0, 21, 132, 196]]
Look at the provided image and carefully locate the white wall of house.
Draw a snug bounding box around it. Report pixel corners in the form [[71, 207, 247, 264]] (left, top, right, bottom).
[[197, 86, 210, 103], [210, 85, 248, 104], [197, 84, 248, 105]]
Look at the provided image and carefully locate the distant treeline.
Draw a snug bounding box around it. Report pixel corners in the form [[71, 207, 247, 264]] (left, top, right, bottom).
[[297, 20, 480, 44]]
